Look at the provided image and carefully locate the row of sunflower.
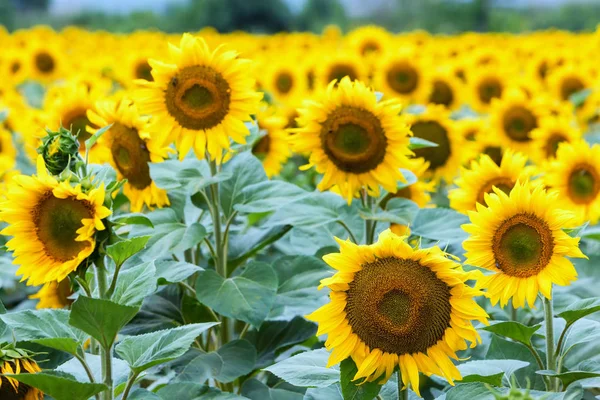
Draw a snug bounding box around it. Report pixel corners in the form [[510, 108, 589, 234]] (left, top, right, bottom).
[[0, 24, 597, 400]]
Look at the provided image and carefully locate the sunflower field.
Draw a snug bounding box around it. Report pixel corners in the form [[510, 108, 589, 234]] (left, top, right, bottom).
[[1, 23, 600, 400]]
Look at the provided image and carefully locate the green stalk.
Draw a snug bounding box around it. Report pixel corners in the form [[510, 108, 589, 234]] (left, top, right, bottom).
[[95, 258, 113, 400], [365, 194, 376, 245], [543, 294, 557, 391], [397, 370, 407, 400]]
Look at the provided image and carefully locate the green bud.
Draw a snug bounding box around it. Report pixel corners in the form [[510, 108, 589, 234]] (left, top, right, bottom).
[[38, 126, 82, 176]]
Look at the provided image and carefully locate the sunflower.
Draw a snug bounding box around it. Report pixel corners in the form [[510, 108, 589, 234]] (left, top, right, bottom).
[[292, 77, 413, 203], [0, 357, 43, 400], [468, 68, 507, 112], [548, 65, 593, 103], [373, 52, 428, 103], [306, 230, 487, 395], [346, 25, 391, 59], [463, 181, 585, 308], [449, 150, 534, 214], [313, 52, 368, 90], [253, 109, 290, 178], [381, 157, 434, 209], [544, 141, 600, 225], [406, 105, 466, 182], [136, 33, 262, 162], [529, 116, 581, 165], [490, 88, 542, 153], [25, 38, 64, 83], [87, 97, 171, 212], [0, 157, 111, 286], [424, 66, 464, 110], [262, 59, 307, 105], [29, 279, 73, 309]]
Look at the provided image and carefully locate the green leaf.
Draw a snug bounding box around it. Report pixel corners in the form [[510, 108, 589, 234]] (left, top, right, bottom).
[[359, 198, 419, 225], [110, 261, 157, 306], [156, 383, 247, 400], [106, 236, 151, 268], [241, 378, 304, 400], [409, 136, 438, 149], [340, 358, 382, 400], [84, 123, 112, 150], [195, 262, 278, 327], [0, 309, 87, 354], [155, 260, 203, 285], [265, 192, 346, 229], [56, 353, 130, 390], [121, 287, 183, 335], [5, 371, 107, 400], [412, 208, 469, 242], [178, 339, 257, 383], [537, 370, 600, 389], [457, 359, 530, 386], [220, 152, 267, 217], [234, 180, 310, 214], [128, 389, 162, 400], [305, 385, 343, 400], [569, 88, 592, 107], [486, 335, 546, 390], [115, 322, 218, 374], [111, 213, 154, 228], [69, 296, 139, 349], [264, 349, 340, 388], [150, 157, 232, 193], [482, 321, 541, 345], [558, 297, 600, 324], [228, 225, 293, 269]]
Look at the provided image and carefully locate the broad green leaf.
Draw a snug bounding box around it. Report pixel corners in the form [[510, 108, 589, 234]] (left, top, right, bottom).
[[1, 309, 87, 354], [234, 180, 310, 214], [150, 157, 233, 193], [196, 262, 278, 327], [0, 299, 6, 314], [121, 287, 184, 335], [443, 382, 578, 400], [412, 208, 469, 242], [153, 222, 207, 255], [111, 213, 154, 228], [228, 225, 293, 269], [241, 378, 303, 400], [110, 261, 157, 306], [178, 339, 256, 383], [56, 353, 130, 390], [304, 385, 343, 400], [558, 297, 600, 324], [482, 321, 541, 345], [156, 383, 247, 400], [409, 136, 439, 149], [155, 260, 203, 285], [69, 296, 139, 349], [265, 192, 346, 229], [264, 349, 340, 388], [397, 169, 418, 189], [115, 322, 218, 373], [220, 152, 267, 217], [456, 359, 530, 386], [569, 88, 592, 107], [5, 371, 107, 400], [106, 236, 151, 268], [359, 198, 419, 225], [537, 370, 600, 389], [340, 358, 382, 400], [128, 389, 162, 400]]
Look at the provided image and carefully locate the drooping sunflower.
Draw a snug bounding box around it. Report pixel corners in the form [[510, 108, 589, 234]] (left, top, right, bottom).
[[406, 105, 466, 182], [29, 279, 73, 309], [529, 116, 581, 165], [490, 88, 542, 153], [449, 150, 534, 214], [292, 77, 413, 203], [463, 181, 585, 308], [136, 33, 262, 162], [253, 109, 291, 178], [306, 230, 488, 395], [0, 157, 111, 286], [0, 356, 43, 400], [373, 52, 429, 103], [544, 140, 600, 225], [88, 97, 171, 212]]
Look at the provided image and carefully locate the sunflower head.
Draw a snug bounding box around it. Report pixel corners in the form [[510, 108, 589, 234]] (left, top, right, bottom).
[[37, 127, 81, 176], [29, 279, 73, 309], [0, 345, 43, 400], [307, 230, 487, 395]]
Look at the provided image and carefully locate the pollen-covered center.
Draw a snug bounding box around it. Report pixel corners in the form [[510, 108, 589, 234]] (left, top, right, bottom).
[[429, 80, 454, 106], [320, 106, 387, 173], [34, 193, 93, 262], [135, 61, 153, 81], [411, 121, 451, 171], [0, 374, 32, 400], [492, 213, 554, 277], [477, 77, 502, 104], [327, 63, 358, 84], [165, 65, 231, 130], [275, 72, 293, 94], [545, 134, 566, 158], [502, 106, 537, 142], [560, 77, 585, 101], [109, 123, 152, 190], [568, 165, 600, 204], [35, 51, 55, 74], [345, 257, 452, 355], [477, 177, 514, 205], [386, 62, 419, 94]]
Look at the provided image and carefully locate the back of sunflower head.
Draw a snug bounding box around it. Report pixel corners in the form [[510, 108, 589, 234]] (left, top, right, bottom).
[[37, 126, 81, 176]]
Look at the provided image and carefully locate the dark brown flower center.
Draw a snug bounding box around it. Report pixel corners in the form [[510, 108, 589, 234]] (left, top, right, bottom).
[[429, 80, 454, 106], [361, 41, 380, 56], [561, 76, 585, 101], [477, 177, 514, 205], [35, 51, 55, 74], [483, 146, 503, 166], [63, 109, 93, 148], [165, 65, 231, 130], [252, 134, 271, 158], [275, 72, 293, 95], [135, 61, 153, 81], [411, 121, 451, 171], [345, 257, 452, 355], [568, 165, 600, 204], [386, 62, 419, 95], [502, 106, 537, 142], [492, 213, 554, 277], [327, 63, 358, 84], [109, 123, 152, 190], [545, 133, 566, 158], [477, 77, 503, 104], [0, 375, 32, 400]]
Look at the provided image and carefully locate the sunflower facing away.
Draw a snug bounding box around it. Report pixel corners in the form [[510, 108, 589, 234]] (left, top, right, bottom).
[[29, 279, 73, 309], [449, 150, 534, 214], [292, 77, 413, 203], [0, 356, 43, 400], [463, 181, 585, 308], [544, 140, 600, 225], [88, 97, 171, 212], [0, 157, 111, 286], [136, 33, 262, 162], [253, 109, 291, 178], [306, 230, 488, 395]]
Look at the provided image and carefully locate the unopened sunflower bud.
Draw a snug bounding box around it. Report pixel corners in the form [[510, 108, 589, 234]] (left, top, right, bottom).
[[38, 126, 82, 175]]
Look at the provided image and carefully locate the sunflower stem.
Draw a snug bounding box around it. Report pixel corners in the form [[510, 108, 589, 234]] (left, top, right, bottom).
[[397, 370, 408, 400], [543, 294, 557, 391], [95, 258, 113, 400], [365, 194, 376, 245]]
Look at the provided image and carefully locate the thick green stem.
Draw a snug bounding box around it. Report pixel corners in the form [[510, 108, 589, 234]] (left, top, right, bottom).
[[544, 295, 557, 391], [95, 259, 113, 400], [75, 353, 100, 400], [120, 371, 140, 400], [397, 370, 407, 400], [365, 195, 376, 245]]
